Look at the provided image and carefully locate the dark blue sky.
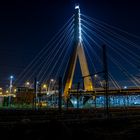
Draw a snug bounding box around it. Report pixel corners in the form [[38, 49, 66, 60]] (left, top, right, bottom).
[[0, 0, 140, 87]]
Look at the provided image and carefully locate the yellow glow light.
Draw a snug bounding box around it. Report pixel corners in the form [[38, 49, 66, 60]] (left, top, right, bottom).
[[43, 84, 47, 88], [14, 89, 17, 93], [6, 90, 9, 93]]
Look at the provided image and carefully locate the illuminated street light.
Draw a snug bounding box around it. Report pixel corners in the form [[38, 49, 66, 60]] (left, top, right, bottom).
[[43, 84, 47, 89], [42, 84, 48, 95], [14, 89, 17, 93], [25, 81, 30, 87], [6, 90, 9, 94], [47, 79, 55, 94], [94, 74, 98, 78], [124, 86, 127, 89], [50, 79, 54, 82], [10, 75, 14, 79]]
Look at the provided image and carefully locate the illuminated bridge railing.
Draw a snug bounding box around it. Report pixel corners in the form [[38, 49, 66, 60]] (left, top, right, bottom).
[[68, 88, 140, 108]]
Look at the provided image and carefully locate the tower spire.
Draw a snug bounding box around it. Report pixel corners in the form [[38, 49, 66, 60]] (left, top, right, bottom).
[[74, 4, 82, 43]]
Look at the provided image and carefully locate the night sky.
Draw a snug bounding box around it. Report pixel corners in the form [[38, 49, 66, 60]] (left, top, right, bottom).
[[0, 0, 140, 87]]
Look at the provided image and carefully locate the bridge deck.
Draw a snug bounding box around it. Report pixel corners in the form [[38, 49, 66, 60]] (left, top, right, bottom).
[[69, 88, 140, 96]]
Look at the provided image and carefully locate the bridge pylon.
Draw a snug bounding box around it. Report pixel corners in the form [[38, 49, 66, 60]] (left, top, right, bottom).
[[64, 4, 94, 99]]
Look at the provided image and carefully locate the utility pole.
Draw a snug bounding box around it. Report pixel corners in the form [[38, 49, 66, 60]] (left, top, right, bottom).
[[102, 45, 109, 118], [58, 77, 62, 112]]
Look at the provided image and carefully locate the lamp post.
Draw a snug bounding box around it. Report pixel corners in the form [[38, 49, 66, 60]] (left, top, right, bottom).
[[81, 71, 104, 109], [94, 74, 98, 108], [9, 75, 14, 93], [48, 79, 54, 92], [48, 79, 55, 107], [102, 45, 109, 118], [42, 84, 47, 93], [9, 75, 14, 107]]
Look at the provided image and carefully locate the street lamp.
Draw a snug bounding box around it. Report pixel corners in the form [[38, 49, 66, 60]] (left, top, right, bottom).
[[48, 79, 55, 107], [9, 75, 14, 93], [43, 84, 47, 89], [9, 75, 14, 107], [6, 90, 9, 94], [50, 79, 54, 82], [42, 84, 48, 94], [94, 74, 98, 78], [14, 89, 17, 93], [94, 74, 98, 108], [48, 79, 55, 91], [124, 86, 127, 89], [25, 81, 30, 87]]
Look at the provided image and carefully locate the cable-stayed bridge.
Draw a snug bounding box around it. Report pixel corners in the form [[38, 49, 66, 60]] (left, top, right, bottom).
[[2, 4, 140, 108]]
